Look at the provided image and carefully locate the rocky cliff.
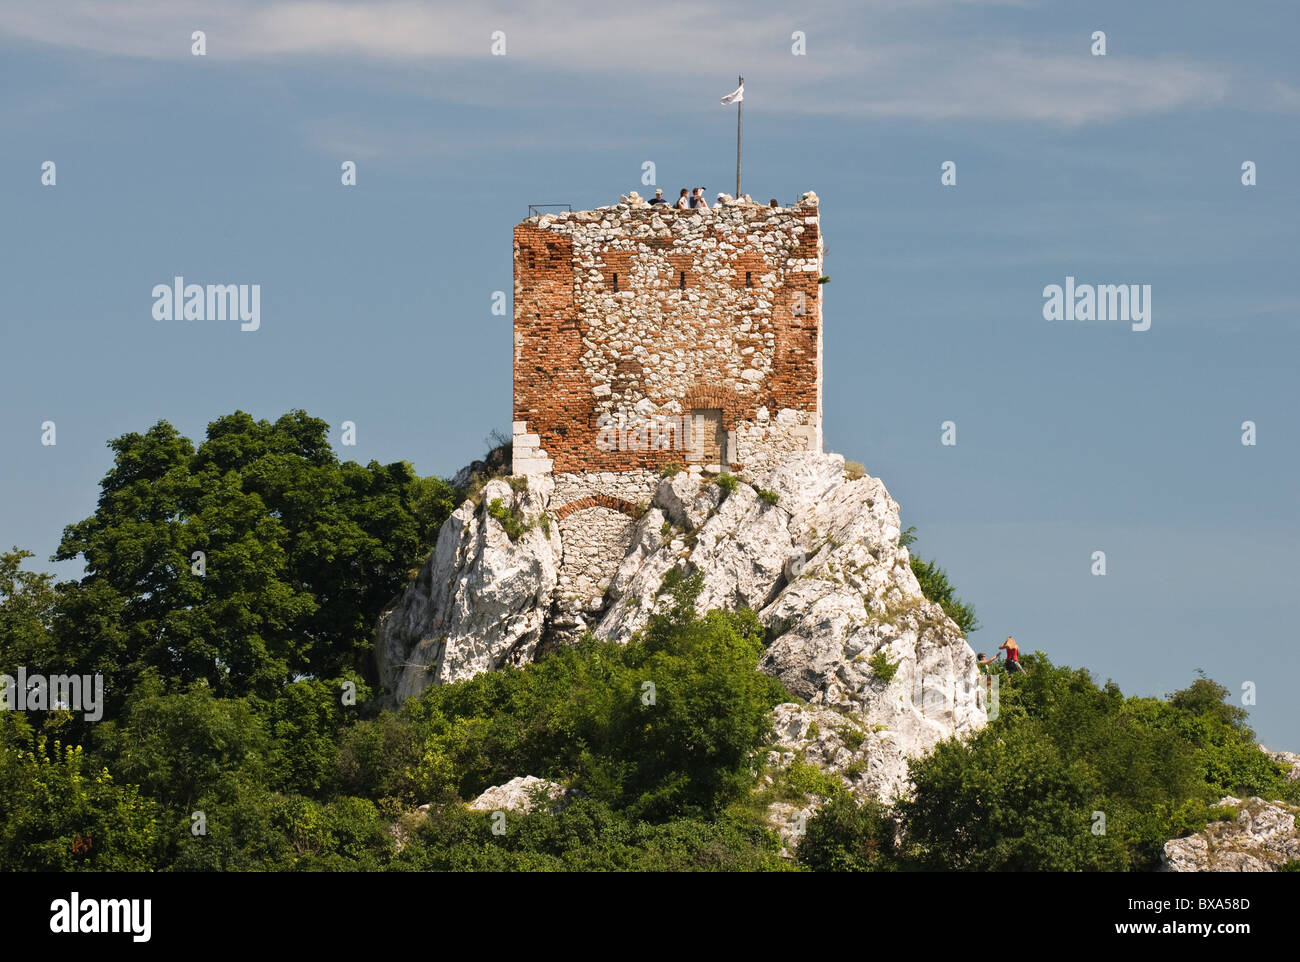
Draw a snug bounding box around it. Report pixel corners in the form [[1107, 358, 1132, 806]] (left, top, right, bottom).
[[374, 452, 988, 801], [1161, 796, 1300, 871]]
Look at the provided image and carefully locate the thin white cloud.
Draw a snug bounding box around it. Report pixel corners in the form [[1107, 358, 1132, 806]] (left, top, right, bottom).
[[304, 114, 666, 160], [824, 45, 1228, 125], [0, 0, 1245, 125], [1269, 81, 1300, 112]]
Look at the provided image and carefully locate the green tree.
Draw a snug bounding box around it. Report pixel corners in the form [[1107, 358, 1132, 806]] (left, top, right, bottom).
[[1167, 672, 1249, 730], [53, 411, 454, 706], [264, 674, 370, 797], [900, 656, 1294, 870], [93, 672, 269, 817], [798, 791, 898, 872], [0, 548, 59, 673], [608, 589, 789, 818], [900, 720, 1126, 871], [897, 527, 979, 634]]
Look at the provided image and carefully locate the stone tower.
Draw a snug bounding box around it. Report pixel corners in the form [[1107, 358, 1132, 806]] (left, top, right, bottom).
[[512, 191, 824, 520]]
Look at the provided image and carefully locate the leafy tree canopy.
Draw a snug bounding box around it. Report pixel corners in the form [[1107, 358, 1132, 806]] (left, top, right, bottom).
[[51, 410, 454, 705]]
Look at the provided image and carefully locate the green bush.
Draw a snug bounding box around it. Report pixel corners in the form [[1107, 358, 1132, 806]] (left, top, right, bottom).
[[758, 488, 780, 506], [0, 716, 159, 871], [400, 568, 789, 820], [838, 725, 866, 751], [798, 792, 897, 872], [395, 797, 792, 872], [783, 760, 842, 799], [867, 650, 899, 684], [1206, 804, 1239, 823], [715, 474, 739, 496], [896, 656, 1296, 871], [909, 556, 980, 635], [487, 497, 527, 541]]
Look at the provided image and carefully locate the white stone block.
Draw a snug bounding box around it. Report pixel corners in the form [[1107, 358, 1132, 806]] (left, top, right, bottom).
[[513, 458, 554, 475]]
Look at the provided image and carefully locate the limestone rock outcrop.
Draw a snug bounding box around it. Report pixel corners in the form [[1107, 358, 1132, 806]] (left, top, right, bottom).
[[595, 453, 987, 800], [1262, 747, 1300, 781], [1161, 797, 1300, 872], [467, 776, 570, 814], [374, 476, 560, 704], [374, 452, 989, 800]]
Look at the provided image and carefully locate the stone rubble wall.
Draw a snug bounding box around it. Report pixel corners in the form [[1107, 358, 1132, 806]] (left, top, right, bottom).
[[734, 406, 822, 478], [555, 507, 639, 616]]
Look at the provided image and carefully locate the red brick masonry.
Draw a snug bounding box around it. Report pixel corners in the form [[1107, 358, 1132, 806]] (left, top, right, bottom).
[[554, 494, 642, 520]]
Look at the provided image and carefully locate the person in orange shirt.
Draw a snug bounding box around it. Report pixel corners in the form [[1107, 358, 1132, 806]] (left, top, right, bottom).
[[999, 636, 1024, 673]]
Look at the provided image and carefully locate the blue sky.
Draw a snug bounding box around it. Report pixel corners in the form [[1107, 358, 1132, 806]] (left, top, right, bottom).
[[1, 0, 1296, 745]]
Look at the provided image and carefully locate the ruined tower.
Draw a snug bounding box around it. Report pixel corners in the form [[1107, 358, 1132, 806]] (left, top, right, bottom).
[[510, 192, 824, 625], [512, 191, 824, 514]]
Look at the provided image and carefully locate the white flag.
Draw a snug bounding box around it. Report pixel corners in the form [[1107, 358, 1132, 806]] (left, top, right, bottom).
[[720, 84, 743, 105]]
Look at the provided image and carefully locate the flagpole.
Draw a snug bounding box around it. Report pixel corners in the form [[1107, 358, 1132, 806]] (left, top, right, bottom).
[[735, 74, 743, 197]]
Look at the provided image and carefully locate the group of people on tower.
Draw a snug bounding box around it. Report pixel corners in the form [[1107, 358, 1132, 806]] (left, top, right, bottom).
[[647, 187, 777, 209]]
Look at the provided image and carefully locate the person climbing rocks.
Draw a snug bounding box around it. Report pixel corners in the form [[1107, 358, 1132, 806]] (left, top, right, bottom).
[[999, 636, 1024, 673], [976, 651, 998, 696]]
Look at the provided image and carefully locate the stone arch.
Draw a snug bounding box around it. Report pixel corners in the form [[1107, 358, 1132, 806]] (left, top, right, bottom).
[[554, 495, 641, 521]]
